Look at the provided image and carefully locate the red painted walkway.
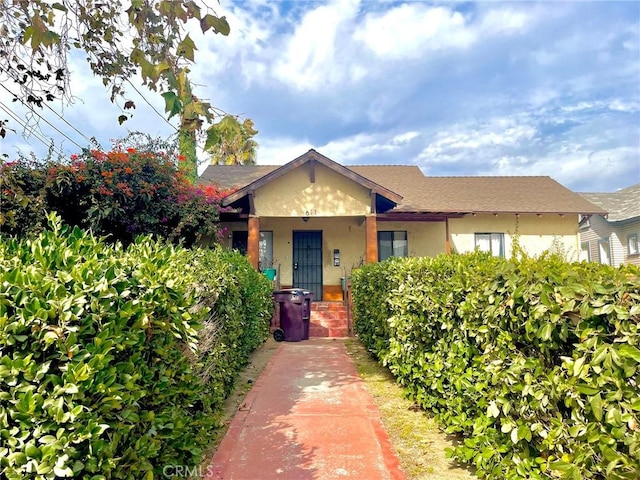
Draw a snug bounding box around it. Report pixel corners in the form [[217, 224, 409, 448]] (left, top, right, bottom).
[[205, 339, 405, 480]]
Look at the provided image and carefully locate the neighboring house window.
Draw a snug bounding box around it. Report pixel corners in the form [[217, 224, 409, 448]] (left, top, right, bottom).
[[378, 231, 408, 261], [628, 234, 639, 256], [580, 242, 591, 262], [598, 238, 611, 265], [259, 231, 274, 269], [475, 233, 505, 257]]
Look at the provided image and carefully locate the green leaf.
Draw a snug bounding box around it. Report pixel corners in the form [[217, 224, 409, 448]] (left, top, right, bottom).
[[575, 384, 599, 395], [590, 392, 603, 421], [501, 422, 514, 433], [177, 35, 197, 62], [517, 424, 532, 442], [538, 322, 553, 341], [161, 91, 181, 119], [54, 466, 74, 477], [617, 344, 640, 362], [200, 14, 231, 35], [487, 401, 500, 418]]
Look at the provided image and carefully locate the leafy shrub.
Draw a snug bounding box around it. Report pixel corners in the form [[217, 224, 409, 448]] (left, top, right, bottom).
[[0, 149, 231, 245], [0, 214, 272, 478], [352, 252, 640, 479]]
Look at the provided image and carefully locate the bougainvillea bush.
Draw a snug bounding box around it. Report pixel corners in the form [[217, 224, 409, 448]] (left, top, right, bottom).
[[0, 148, 230, 245], [352, 253, 640, 480], [0, 214, 272, 478]]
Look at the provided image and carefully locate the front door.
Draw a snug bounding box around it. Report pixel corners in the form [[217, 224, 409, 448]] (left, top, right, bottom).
[[293, 231, 322, 300]]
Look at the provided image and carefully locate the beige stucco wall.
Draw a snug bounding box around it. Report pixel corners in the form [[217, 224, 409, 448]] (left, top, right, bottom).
[[221, 218, 447, 285], [261, 217, 366, 286], [254, 163, 372, 217], [377, 221, 447, 258], [449, 213, 580, 259]]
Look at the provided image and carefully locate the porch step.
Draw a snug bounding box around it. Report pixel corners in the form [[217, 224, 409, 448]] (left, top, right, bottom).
[[310, 302, 349, 338]]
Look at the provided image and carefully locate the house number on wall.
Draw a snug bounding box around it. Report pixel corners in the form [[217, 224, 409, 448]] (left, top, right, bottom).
[[305, 209, 317, 216]]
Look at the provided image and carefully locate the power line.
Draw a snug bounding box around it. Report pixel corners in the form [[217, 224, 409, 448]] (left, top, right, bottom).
[[0, 64, 95, 145], [0, 101, 68, 158], [0, 82, 84, 150], [125, 78, 179, 132]]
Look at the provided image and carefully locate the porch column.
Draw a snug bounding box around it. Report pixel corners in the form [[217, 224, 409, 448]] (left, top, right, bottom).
[[445, 217, 451, 254], [248, 215, 260, 270], [365, 214, 378, 263]]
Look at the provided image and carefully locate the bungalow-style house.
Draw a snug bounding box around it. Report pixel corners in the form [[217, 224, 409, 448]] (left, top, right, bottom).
[[578, 183, 640, 267], [200, 149, 605, 307]]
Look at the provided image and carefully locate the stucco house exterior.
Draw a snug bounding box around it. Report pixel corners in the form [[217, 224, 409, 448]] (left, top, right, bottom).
[[579, 184, 640, 267], [200, 149, 606, 302]]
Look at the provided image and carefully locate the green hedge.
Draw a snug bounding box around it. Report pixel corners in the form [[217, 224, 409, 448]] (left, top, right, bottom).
[[352, 252, 640, 479], [0, 215, 272, 478]]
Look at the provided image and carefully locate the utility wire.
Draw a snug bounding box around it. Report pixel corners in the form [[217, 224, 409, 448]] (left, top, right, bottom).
[[0, 101, 69, 158], [0, 82, 84, 150], [125, 78, 179, 132], [0, 64, 95, 145]]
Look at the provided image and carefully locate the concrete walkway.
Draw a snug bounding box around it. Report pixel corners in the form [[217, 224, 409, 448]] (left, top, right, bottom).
[[205, 338, 405, 480]]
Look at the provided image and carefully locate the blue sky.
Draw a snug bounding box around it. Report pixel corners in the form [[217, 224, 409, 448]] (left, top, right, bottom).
[[1, 0, 638, 192]]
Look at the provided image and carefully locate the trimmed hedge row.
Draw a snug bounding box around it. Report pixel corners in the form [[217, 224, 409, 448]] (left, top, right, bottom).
[[352, 252, 640, 479], [0, 215, 273, 478]]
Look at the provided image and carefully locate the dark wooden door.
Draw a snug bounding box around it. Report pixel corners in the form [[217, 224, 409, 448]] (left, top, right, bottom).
[[293, 231, 322, 300]]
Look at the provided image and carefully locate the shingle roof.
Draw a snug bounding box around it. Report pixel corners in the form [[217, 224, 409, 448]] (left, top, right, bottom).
[[199, 165, 279, 189], [350, 167, 606, 214], [579, 183, 640, 222], [199, 159, 607, 215]]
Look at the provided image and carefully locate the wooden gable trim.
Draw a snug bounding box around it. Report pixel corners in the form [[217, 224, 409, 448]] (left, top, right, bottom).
[[222, 149, 403, 206], [310, 158, 316, 183]]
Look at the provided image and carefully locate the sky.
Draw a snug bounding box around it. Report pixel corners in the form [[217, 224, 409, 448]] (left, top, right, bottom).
[[0, 0, 639, 193]]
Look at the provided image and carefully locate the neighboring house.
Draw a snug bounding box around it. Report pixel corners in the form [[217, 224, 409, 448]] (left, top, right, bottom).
[[579, 184, 640, 267], [199, 149, 606, 301]]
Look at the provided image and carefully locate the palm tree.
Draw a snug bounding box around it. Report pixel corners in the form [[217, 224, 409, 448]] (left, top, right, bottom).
[[207, 115, 258, 165]]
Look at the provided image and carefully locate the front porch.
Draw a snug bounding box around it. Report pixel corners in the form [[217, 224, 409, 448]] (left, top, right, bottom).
[[271, 299, 351, 338]]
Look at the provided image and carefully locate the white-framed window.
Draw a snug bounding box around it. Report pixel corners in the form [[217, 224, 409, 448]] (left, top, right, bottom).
[[231, 230, 274, 270], [598, 238, 611, 265], [580, 242, 591, 262], [378, 231, 408, 261], [259, 231, 274, 269], [475, 233, 505, 257], [628, 234, 639, 256]]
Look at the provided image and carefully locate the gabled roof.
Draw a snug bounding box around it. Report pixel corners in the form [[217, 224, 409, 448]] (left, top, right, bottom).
[[203, 149, 403, 207], [199, 150, 607, 216], [580, 183, 640, 222]]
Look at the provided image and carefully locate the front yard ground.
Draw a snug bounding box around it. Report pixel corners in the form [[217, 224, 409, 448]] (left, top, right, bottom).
[[202, 336, 477, 480], [344, 338, 477, 480]]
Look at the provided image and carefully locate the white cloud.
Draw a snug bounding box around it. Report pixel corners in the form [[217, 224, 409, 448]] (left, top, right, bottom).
[[608, 99, 639, 113], [317, 129, 422, 163], [272, 0, 361, 91], [256, 137, 314, 165], [392, 131, 420, 144], [354, 5, 475, 59], [479, 8, 531, 35], [561, 101, 598, 113], [419, 118, 537, 164]]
